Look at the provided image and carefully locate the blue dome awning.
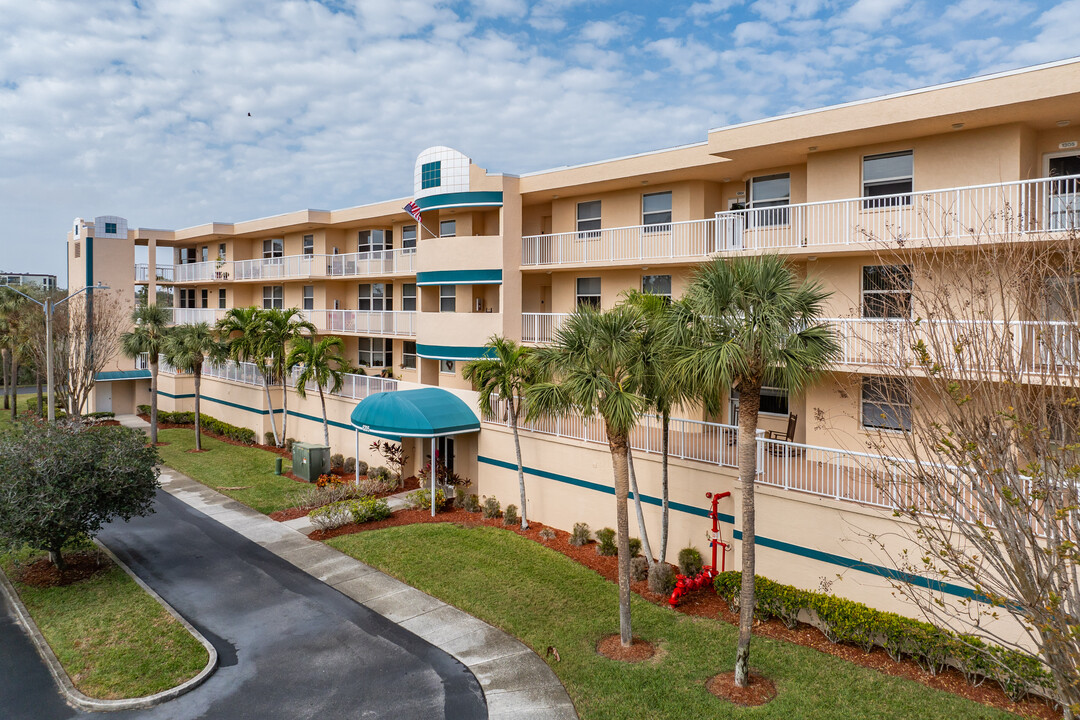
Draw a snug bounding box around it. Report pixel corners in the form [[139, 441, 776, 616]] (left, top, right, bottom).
[[349, 388, 481, 440]]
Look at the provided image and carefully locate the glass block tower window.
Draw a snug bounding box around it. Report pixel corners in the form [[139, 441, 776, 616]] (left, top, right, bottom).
[[421, 161, 442, 189]]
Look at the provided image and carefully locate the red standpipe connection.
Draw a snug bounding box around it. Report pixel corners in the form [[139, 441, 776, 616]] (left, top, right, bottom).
[[668, 491, 731, 608]]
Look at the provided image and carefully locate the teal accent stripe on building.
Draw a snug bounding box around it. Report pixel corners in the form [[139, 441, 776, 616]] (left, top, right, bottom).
[[416, 269, 502, 286], [477, 455, 981, 601], [414, 191, 502, 211], [416, 344, 493, 361], [157, 390, 196, 400], [85, 236, 94, 288], [97, 369, 151, 381]]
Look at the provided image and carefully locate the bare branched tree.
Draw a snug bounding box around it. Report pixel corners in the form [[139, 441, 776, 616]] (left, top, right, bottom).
[[848, 192, 1080, 715]]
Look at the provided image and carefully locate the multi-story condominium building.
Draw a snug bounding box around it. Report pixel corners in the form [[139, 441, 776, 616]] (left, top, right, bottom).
[[1, 271, 57, 290], [66, 58, 1080, 628]]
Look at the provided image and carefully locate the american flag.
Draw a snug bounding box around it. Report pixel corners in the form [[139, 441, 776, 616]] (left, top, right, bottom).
[[403, 201, 422, 224]]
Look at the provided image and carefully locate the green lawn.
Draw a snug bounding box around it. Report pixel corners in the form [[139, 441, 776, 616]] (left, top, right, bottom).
[[155, 428, 300, 514], [328, 524, 1018, 720], [1, 547, 208, 699]]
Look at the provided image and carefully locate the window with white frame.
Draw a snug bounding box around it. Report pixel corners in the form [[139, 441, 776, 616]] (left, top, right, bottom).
[[402, 225, 417, 249], [730, 387, 789, 416], [359, 337, 393, 368], [358, 283, 392, 311], [440, 220, 456, 238], [440, 359, 456, 374], [576, 277, 601, 308], [105, 222, 117, 234], [358, 229, 392, 253], [263, 239, 283, 263], [200, 289, 208, 308], [402, 341, 417, 369], [262, 285, 283, 309], [641, 274, 672, 299], [218, 288, 227, 309], [861, 376, 911, 431], [303, 285, 314, 311], [303, 235, 314, 255], [577, 200, 601, 237], [201, 246, 209, 263], [440, 285, 456, 312], [749, 174, 790, 226], [642, 192, 672, 232], [863, 151, 913, 208], [218, 243, 226, 260], [861, 265, 911, 318], [402, 283, 417, 312], [178, 288, 195, 308]]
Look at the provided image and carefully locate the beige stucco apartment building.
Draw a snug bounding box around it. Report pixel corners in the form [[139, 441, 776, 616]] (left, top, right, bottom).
[[66, 58, 1080, 629]]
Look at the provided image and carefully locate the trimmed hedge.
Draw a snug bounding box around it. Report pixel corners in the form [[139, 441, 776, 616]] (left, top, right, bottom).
[[140, 409, 256, 445], [309, 497, 392, 531], [713, 572, 1054, 701]]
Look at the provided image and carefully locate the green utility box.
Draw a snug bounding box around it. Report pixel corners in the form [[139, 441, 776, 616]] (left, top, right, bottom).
[[292, 442, 331, 482]]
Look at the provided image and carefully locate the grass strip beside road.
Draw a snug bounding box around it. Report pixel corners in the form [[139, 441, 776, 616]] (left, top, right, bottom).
[[1, 548, 208, 700], [155, 428, 299, 514], [328, 523, 1019, 720]]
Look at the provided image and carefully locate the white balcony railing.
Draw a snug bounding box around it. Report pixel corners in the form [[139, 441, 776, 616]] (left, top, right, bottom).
[[168, 249, 417, 283], [521, 312, 570, 344], [521, 174, 1080, 266], [134, 264, 175, 283], [173, 261, 222, 283], [302, 309, 417, 336], [324, 249, 417, 277], [169, 308, 229, 326]]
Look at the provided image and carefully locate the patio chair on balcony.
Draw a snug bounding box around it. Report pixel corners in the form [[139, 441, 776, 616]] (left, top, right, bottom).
[[764, 414, 801, 455]]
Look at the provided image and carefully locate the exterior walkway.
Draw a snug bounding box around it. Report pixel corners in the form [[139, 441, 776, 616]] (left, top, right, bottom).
[[115, 414, 150, 429]]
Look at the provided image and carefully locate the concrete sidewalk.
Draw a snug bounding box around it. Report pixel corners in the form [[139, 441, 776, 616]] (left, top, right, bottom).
[[160, 468, 578, 720]]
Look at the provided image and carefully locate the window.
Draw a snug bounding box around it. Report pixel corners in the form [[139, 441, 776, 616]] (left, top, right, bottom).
[[1048, 401, 1080, 445], [576, 277, 601, 308], [262, 285, 283, 309], [577, 200, 601, 237], [440, 359, 456, 374], [402, 283, 417, 312], [861, 376, 911, 431], [750, 174, 790, 226], [402, 225, 417, 249], [218, 288, 227, 309], [359, 337, 393, 368], [436, 436, 455, 470], [731, 387, 789, 416], [862, 265, 911, 318], [302, 235, 314, 255], [105, 222, 117, 234], [178, 288, 195, 308], [303, 285, 314, 311], [440, 285, 456, 312], [358, 283, 392, 311], [201, 246, 209, 263], [358, 229, 392, 253], [863, 151, 913, 207], [440, 220, 456, 238], [1048, 155, 1080, 231], [218, 243, 226, 260], [263, 238, 283, 260], [402, 341, 417, 369], [200, 289, 208, 308], [642, 192, 672, 232], [421, 161, 441, 189], [641, 274, 672, 299]]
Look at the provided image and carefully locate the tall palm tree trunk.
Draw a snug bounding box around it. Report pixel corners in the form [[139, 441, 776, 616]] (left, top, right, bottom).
[[318, 385, 329, 447], [149, 359, 159, 444], [733, 384, 762, 688], [262, 377, 280, 446], [2, 348, 9, 411], [627, 447, 655, 567], [10, 353, 17, 420], [280, 358, 288, 446], [35, 367, 42, 415], [509, 400, 528, 530], [608, 430, 633, 647], [660, 410, 670, 564], [194, 368, 203, 451]]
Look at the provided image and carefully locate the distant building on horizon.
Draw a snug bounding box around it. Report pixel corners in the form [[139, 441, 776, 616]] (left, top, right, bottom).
[[1, 271, 57, 290]]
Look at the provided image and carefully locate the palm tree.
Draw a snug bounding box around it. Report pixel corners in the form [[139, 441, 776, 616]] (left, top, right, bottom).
[[286, 335, 347, 447], [119, 304, 172, 443], [163, 323, 227, 451], [218, 307, 282, 446], [670, 255, 839, 688], [528, 306, 648, 647], [463, 336, 535, 530], [259, 308, 316, 446]]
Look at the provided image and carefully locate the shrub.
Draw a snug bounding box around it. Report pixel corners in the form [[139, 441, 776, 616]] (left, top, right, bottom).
[[196, 415, 256, 444], [136, 404, 151, 416], [405, 488, 446, 512], [344, 457, 356, 474], [503, 504, 518, 526], [481, 496, 501, 519], [309, 497, 391, 531], [678, 547, 704, 577], [539, 527, 556, 540], [369, 441, 408, 487], [569, 522, 590, 546], [631, 556, 650, 582], [711, 572, 1057, 700], [315, 473, 346, 489], [264, 431, 276, 446], [463, 494, 481, 513], [86, 411, 115, 419], [285, 438, 297, 453], [629, 538, 642, 558], [330, 453, 344, 472], [453, 489, 469, 509], [648, 563, 677, 595], [354, 460, 368, 477], [595, 528, 617, 556]]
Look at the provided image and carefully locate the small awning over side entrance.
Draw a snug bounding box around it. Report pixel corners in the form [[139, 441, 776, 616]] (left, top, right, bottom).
[[96, 370, 152, 382], [349, 388, 481, 441]]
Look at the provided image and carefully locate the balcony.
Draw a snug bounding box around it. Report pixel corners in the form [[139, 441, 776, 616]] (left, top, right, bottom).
[[521, 312, 569, 344], [134, 264, 174, 283], [174, 261, 225, 283], [521, 174, 1080, 266], [301, 309, 417, 337], [236, 250, 417, 281], [169, 308, 229, 325]]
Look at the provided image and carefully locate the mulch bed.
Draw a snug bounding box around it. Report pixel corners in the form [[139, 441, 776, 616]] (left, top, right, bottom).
[[10, 551, 110, 588], [309, 509, 1059, 719], [706, 671, 777, 706], [268, 477, 422, 522], [596, 634, 656, 662]]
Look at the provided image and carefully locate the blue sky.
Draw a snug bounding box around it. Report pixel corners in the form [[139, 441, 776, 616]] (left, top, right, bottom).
[[1, 0, 1077, 283]]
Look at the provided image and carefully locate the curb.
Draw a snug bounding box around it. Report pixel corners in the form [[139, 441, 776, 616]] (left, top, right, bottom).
[[0, 542, 218, 713]]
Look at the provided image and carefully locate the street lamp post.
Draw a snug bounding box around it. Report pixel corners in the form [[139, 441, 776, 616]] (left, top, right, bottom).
[[1, 283, 109, 422]]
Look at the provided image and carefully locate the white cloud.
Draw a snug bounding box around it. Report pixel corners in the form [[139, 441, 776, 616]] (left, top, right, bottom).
[[836, 0, 911, 28], [579, 20, 629, 46], [942, 0, 1034, 25], [645, 37, 721, 75], [687, 0, 744, 18]]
